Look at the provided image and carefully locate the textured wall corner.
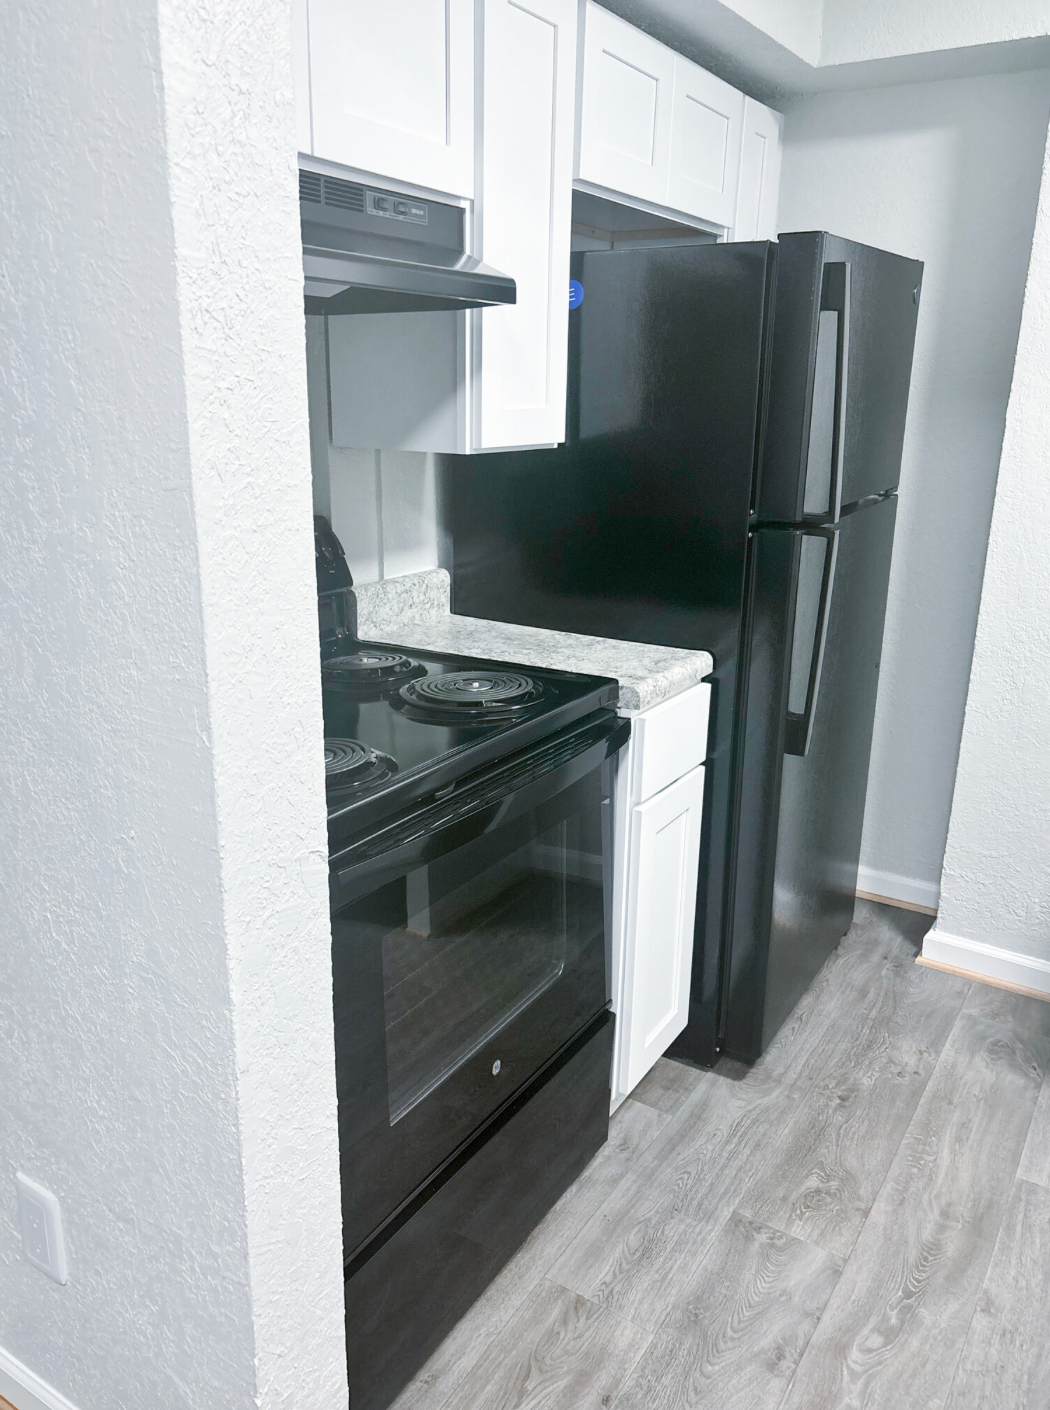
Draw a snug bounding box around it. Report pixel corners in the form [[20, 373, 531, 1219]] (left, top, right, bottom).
[[929, 118, 1050, 971], [0, 0, 256, 1405], [0, 0, 344, 1405], [155, 0, 347, 1404]]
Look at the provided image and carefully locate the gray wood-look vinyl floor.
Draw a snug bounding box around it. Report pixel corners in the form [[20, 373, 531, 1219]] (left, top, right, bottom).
[[390, 901, 1050, 1410]]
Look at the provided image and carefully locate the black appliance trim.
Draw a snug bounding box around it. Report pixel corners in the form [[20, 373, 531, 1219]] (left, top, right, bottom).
[[344, 1006, 614, 1281], [330, 710, 629, 895], [300, 169, 515, 315]]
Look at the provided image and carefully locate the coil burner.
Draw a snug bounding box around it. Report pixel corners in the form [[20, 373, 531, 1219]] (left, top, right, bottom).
[[322, 649, 426, 696], [324, 737, 397, 794], [398, 670, 542, 722]]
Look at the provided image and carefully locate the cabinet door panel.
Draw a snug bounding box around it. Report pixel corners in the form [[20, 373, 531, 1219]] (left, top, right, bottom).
[[667, 56, 743, 228], [307, 0, 474, 197], [474, 0, 577, 449], [577, 2, 674, 206], [734, 96, 783, 241], [622, 764, 704, 1093]]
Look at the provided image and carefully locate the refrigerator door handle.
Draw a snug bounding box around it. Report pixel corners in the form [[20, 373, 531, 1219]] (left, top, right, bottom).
[[784, 527, 838, 757], [802, 262, 851, 522], [823, 262, 850, 522]]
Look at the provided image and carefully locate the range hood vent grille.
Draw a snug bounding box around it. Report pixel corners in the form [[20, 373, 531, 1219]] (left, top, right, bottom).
[[300, 167, 515, 314], [299, 169, 365, 213]]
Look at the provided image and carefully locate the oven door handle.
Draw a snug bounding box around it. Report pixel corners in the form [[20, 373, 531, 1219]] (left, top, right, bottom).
[[332, 713, 631, 904]]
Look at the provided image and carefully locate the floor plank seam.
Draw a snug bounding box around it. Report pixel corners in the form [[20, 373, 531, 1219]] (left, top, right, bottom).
[[389, 907, 1050, 1410]]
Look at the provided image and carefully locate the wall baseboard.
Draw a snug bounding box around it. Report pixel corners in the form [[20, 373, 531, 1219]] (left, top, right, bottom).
[[919, 929, 1050, 1002], [0, 1347, 80, 1410], [856, 865, 940, 914]]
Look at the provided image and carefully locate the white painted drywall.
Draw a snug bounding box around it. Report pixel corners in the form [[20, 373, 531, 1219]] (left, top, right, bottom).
[[778, 69, 1050, 907], [322, 449, 443, 583], [155, 0, 348, 1405], [305, 318, 445, 583], [926, 119, 1050, 976], [0, 1, 346, 1407], [822, 0, 1050, 66]]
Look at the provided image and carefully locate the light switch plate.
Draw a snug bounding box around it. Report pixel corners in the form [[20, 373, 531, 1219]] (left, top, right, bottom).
[[15, 1173, 68, 1284]]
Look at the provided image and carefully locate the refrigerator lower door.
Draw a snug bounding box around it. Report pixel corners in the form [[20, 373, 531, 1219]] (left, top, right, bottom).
[[724, 495, 897, 1060]]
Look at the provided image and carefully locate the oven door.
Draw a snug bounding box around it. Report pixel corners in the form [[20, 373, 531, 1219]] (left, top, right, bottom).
[[329, 711, 628, 1261]]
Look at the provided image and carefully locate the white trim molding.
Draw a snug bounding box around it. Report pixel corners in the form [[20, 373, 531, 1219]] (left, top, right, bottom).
[[0, 1345, 81, 1410], [920, 930, 1050, 1000], [856, 865, 940, 914]]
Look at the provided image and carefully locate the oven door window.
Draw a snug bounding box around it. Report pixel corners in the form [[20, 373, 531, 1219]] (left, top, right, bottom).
[[331, 765, 610, 1256]]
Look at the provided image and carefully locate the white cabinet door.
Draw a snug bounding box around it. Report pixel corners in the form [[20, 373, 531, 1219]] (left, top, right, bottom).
[[734, 96, 783, 241], [473, 0, 578, 449], [667, 56, 743, 229], [306, 0, 475, 197], [577, 2, 675, 207], [621, 764, 704, 1094]]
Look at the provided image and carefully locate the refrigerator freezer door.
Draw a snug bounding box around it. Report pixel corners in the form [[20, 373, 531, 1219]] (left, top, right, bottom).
[[758, 233, 922, 523], [724, 495, 897, 1060]]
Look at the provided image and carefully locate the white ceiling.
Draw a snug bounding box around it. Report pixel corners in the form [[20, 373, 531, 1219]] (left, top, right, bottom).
[[596, 0, 1050, 103]]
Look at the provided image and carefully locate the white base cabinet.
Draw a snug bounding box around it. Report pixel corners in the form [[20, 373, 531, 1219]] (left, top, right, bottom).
[[609, 680, 710, 1106]]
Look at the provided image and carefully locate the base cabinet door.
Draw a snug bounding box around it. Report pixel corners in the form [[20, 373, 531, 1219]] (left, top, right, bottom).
[[474, 0, 578, 449], [577, 2, 675, 206], [733, 96, 783, 241], [620, 764, 705, 1093], [305, 0, 475, 197]]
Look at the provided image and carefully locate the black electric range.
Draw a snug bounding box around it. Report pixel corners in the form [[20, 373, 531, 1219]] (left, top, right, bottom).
[[321, 640, 620, 844], [320, 634, 628, 1410]]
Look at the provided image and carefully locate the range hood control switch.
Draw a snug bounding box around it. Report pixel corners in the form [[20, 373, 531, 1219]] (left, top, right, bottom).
[[366, 190, 428, 225]]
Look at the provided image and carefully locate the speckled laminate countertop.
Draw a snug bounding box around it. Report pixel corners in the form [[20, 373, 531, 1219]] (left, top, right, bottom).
[[355, 569, 712, 713]]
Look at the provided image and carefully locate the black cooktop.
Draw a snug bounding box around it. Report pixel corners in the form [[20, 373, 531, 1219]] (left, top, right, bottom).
[[322, 640, 618, 841]]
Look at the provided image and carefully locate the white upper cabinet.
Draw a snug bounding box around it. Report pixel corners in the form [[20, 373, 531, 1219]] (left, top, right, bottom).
[[734, 96, 784, 241], [576, 3, 780, 236], [667, 57, 743, 228], [303, 0, 475, 198], [576, 4, 675, 207], [474, 0, 578, 449]]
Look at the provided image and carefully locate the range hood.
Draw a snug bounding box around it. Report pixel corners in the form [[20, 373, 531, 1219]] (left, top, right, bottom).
[[300, 169, 516, 315]]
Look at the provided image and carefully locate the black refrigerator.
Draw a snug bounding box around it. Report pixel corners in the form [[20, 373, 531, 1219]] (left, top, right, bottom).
[[451, 231, 922, 1065]]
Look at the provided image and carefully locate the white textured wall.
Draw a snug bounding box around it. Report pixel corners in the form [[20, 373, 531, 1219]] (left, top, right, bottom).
[[156, 0, 348, 1406], [778, 70, 1050, 907], [928, 123, 1050, 969], [0, 0, 346, 1406], [822, 0, 1050, 66]]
